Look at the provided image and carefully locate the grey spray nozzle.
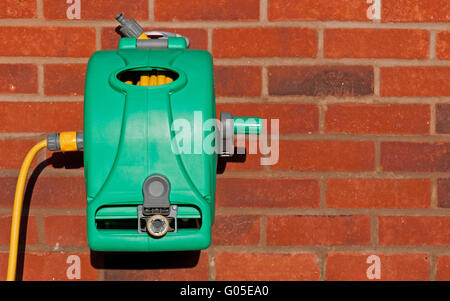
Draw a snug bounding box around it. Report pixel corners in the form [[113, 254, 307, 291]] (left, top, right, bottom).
[[115, 12, 145, 38]]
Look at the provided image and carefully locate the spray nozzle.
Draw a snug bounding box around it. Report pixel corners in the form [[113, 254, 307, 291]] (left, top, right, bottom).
[[115, 12, 148, 39]]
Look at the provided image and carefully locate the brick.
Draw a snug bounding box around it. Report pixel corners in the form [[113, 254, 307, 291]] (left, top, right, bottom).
[[217, 103, 319, 134], [101, 27, 208, 50], [326, 253, 430, 281], [438, 179, 450, 208], [269, 0, 369, 21], [212, 215, 260, 246], [0, 27, 95, 57], [381, 142, 450, 172], [383, 0, 450, 22], [436, 104, 450, 134], [216, 178, 320, 208], [269, 66, 374, 96], [327, 179, 430, 209], [44, 64, 86, 96], [0, 252, 97, 281], [0, 139, 42, 169], [213, 28, 317, 58], [381, 67, 450, 97], [216, 253, 320, 281], [44, 0, 148, 20], [104, 252, 209, 281], [0, 215, 38, 245], [437, 32, 450, 60], [326, 104, 430, 134], [437, 256, 450, 281], [44, 216, 87, 247], [0, 0, 37, 18], [0, 102, 83, 132], [325, 29, 429, 59], [155, 0, 259, 21], [214, 66, 262, 97], [379, 216, 450, 246], [273, 140, 374, 171], [267, 215, 371, 246], [0, 64, 38, 94], [0, 177, 85, 208]]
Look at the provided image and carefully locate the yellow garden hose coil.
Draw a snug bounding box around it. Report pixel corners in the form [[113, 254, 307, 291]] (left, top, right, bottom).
[[7, 132, 82, 281]]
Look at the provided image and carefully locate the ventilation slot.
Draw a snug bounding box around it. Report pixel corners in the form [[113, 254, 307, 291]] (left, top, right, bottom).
[[95, 205, 201, 231]]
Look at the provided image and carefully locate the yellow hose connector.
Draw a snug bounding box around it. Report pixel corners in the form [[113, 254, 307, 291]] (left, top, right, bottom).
[[7, 132, 83, 281]]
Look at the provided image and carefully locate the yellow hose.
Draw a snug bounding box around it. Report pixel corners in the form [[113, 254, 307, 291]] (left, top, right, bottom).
[[7, 140, 47, 281]]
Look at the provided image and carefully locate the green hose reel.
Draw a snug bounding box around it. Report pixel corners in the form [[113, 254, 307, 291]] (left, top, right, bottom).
[[83, 13, 262, 252]]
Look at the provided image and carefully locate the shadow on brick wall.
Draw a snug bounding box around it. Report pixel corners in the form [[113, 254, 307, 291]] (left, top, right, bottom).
[[217, 146, 247, 174], [15, 151, 83, 280], [90, 250, 201, 270], [15, 151, 203, 278]]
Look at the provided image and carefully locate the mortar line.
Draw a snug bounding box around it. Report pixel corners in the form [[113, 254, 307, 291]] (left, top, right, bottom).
[[197, 245, 450, 254], [3, 94, 450, 105], [430, 254, 437, 281], [278, 133, 450, 142], [371, 215, 379, 246], [199, 170, 450, 179], [319, 250, 327, 281], [37, 0, 44, 20], [317, 28, 324, 58], [261, 66, 268, 97], [430, 30, 437, 60], [3, 167, 450, 179], [213, 57, 450, 66], [318, 101, 326, 134], [0, 245, 91, 253], [148, 0, 155, 22], [2, 245, 450, 256], [430, 103, 437, 134], [3, 19, 450, 30], [208, 248, 216, 281], [3, 56, 450, 66], [374, 140, 381, 172], [98, 269, 105, 282], [37, 64, 44, 97], [35, 215, 46, 246], [216, 96, 450, 104], [207, 28, 213, 53], [373, 65, 380, 96], [260, 0, 268, 22], [319, 177, 327, 208], [431, 178, 438, 208], [95, 26, 101, 51], [259, 215, 267, 247], [4, 207, 450, 219], [213, 207, 450, 217]]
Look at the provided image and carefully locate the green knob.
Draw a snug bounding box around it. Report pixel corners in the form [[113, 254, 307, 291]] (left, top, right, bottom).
[[233, 117, 263, 135]]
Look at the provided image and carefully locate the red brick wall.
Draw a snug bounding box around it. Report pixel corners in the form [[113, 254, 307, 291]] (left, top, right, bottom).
[[0, 0, 449, 281]]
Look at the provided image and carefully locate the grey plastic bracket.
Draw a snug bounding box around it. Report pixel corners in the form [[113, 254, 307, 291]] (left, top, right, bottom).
[[144, 31, 191, 48], [142, 174, 171, 215], [136, 39, 168, 49], [219, 112, 234, 157], [137, 205, 178, 234]]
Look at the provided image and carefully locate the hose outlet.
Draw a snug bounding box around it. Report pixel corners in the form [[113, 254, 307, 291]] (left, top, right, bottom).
[[146, 214, 169, 238]]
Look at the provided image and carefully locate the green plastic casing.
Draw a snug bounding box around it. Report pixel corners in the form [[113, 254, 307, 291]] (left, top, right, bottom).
[[83, 37, 216, 252]]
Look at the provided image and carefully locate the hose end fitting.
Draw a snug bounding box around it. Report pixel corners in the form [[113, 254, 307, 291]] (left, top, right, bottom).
[[46, 133, 60, 151], [47, 132, 83, 152]]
